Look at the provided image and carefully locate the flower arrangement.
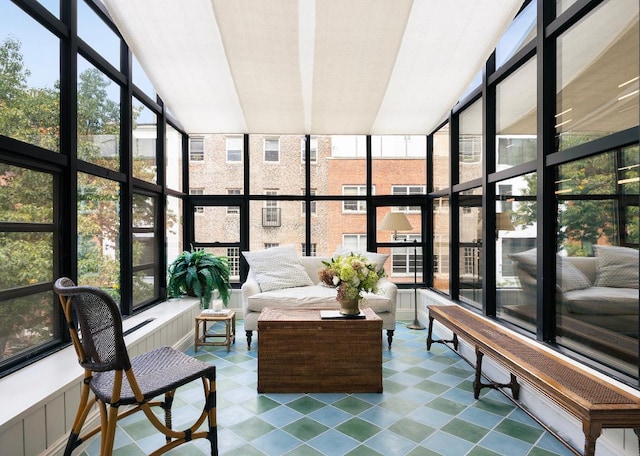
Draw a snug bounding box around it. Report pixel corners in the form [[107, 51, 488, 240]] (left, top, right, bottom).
[[318, 253, 383, 302]]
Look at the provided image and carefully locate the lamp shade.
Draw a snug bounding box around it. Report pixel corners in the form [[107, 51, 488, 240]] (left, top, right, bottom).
[[496, 212, 515, 231], [380, 212, 413, 232]]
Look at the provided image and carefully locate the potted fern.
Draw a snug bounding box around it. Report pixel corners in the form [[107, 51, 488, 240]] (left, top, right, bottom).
[[167, 248, 231, 308]]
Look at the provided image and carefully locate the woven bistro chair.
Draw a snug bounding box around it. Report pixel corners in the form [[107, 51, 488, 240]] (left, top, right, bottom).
[[54, 277, 218, 456]]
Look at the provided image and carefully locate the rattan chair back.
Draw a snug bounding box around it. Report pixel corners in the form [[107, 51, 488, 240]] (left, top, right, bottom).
[[55, 277, 129, 372]]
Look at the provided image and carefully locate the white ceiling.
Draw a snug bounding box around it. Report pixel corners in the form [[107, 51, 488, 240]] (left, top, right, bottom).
[[102, 0, 523, 135]]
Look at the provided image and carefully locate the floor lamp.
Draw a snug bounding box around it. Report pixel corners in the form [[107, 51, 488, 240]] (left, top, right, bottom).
[[379, 212, 425, 330]]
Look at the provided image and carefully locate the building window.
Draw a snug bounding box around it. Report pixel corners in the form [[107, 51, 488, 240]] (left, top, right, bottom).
[[343, 185, 368, 213], [342, 234, 367, 252], [227, 247, 240, 278], [302, 136, 318, 163], [301, 243, 317, 256], [392, 185, 425, 212], [226, 135, 242, 162], [190, 188, 204, 214], [264, 243, 279, 249], [301, 189, 317, 215], [263, 191, 280, 226], [463, 247, 476, 275], [227, 189, 240, 214], [390, 234, 422, 276], [189, 136, 204, 161], [264, 137, 280, 162]]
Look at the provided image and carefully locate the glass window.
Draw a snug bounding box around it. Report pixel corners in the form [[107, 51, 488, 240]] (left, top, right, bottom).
[[132, 53, 155, 98], [77, 173, 121, 303], [190, 188, 204, 214], [343, 185, 368, 213], [194, 204, 241, 245], [555, 0, 639, 152], [433, 197, 450, 294], [459, 187, 483, 308], [0, 3, 60, 151], [189, 136, 204, 161], [77, 0, 120, 69], [226, 135, 242, 162], [390, 234, 422, 279], [132, 193, 158, 308], [227, 189, 241, 214], [227, 247, 240, 281], [495, 172, 538, 331], [77, 58, 121, 171], [372, 135, 426, 196], [133, 97, 157, 184], [392, 185, 425, 212], [433, 124, 450, 190], [0, 163, 56, 366], [302, 136, 318, 163], [496, 58, 537, 168], [556, 146, 639, 377], [165, 124, 183, 192], [458, 99, 484, 182], [496, 0, 536, 68], [264, 137, 280, 162], [166, 195, 182, 264], [302, 189, 317, 215]]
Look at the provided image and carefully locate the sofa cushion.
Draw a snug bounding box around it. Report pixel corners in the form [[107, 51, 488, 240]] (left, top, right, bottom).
[[563, 286, 639, 315], [593, 245, 639, 289], [242, 245, 314, 292], [509, 249, 591, 292], [247, 285, 392, 313]]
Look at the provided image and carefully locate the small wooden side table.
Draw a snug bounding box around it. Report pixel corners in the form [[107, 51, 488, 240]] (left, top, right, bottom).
[[194, 310, 236, 352]]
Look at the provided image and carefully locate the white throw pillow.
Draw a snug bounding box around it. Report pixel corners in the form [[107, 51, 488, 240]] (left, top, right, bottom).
[[593, 245, 639, 289], [242, 245, 314, 292], [333, 246, 389, 274]]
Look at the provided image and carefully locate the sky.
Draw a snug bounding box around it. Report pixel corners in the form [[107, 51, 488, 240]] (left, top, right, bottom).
[[0, 0, 156, 123]]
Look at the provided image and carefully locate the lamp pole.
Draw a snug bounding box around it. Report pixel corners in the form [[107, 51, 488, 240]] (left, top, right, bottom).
[[406, 238, 425, 330]]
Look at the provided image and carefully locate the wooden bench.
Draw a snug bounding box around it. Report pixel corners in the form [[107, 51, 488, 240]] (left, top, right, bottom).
[[426, 304, 640, 456]]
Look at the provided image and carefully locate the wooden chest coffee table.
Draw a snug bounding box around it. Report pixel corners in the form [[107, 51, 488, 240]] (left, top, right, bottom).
[[257, 307, 383, 393]]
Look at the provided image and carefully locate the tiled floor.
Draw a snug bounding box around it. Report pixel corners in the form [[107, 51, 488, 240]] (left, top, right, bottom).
[[79, 321, 576, 456]]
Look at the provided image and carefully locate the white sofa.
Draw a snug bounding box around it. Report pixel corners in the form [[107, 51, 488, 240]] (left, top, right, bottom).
[[241, 254, 398, 350], [509, 246, 638, 337]]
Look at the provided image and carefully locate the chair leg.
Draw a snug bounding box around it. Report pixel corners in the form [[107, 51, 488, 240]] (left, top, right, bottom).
[[246, 330, 253, 350], [386, 330, 394, 349], [206, 374, 218, 456], [163, 390, 176, 443], [64, 378, 94, 456]]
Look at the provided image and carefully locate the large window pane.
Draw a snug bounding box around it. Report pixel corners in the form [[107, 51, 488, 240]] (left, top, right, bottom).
[[459, 187, 483, 308], [433, 197, 450, 294], [372, 135, 426, 196], [78, 173, 120, 303], [0, 2, 60, 151], [496, 172, 538, 332], [433, 123, 450, 190], [458, 99, 483, 182], [166, 195, 183, 263], [78, 0, 120, 69], [325, 136, 366, 196], [189, 134, 244, 194], [0, 292, 56, 368], [77, 58, 121, 171], [496, 0, 536, 68], [555, 0, 639, 151], [496, 58, 537, 168], [556, 146, 639, 377], [166, 125, 183, 192], [132, 97, 157, 184]]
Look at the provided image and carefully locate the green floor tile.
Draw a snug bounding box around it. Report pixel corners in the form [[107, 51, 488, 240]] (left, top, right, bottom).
[[389, 417, 436, 443], [406, 447, 443, 456], [335, 417, 382, 442], [474, 397, 516, 416], [228, 416, 275, 441], [466, 446, 503, 456], [443, 365, 475, 378], [283, 417, 329, 441], [121, 419, 157, 440], [380, 397, 421, 415], [441, 418, 490, 444], [287, 396, 327, 414], [425, 397, 468, 416], [415, 379, 451, 395], [284, 444, 325, 456], [346, 445, 384, 456], [112, 444, 148, 456], [241, 395, 281, 414], [495, 418, 543, 444], [404, 366, 437, 379], [333, 396, 374, 414]]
